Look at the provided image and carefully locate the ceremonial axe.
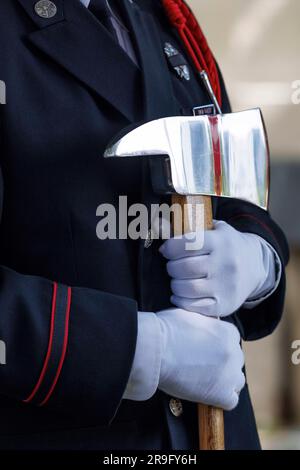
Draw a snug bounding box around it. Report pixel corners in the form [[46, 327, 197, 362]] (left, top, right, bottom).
[[104, 106, 270, 450]]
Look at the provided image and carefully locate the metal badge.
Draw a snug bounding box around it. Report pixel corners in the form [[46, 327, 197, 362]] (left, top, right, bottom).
[[193, 104, 216, 116], [34, 0, 57, 19], [164, 42, 190, 81]]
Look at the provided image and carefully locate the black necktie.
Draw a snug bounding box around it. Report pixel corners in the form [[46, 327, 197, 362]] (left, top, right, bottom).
[[89, 0, 116, 38]]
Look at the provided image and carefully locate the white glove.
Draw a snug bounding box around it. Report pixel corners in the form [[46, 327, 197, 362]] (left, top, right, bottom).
[[123, 309, 245, 409], [157, 308, 245, 410], [160, 220, 277, 318]]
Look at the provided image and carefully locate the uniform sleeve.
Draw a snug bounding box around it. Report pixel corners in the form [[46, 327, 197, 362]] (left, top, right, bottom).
[[215, 198, 289, 341], [0, 235, 137, 424], [215, 64, 290, 340]]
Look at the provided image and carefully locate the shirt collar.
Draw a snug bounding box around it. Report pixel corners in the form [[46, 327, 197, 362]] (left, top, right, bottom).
[[80, 0, 90, 7]]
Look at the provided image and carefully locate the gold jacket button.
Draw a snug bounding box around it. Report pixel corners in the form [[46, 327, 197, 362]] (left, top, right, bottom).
[[169, 398, 183, 417], [34, 1, 57, 19]]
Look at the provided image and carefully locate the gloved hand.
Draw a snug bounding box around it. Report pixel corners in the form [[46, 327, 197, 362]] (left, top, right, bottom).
[[160, 220, 275, 318], [157, 308, 245, 410]]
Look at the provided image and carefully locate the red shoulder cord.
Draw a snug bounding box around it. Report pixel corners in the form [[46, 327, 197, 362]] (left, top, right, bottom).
[[162, 0, 222, 108]]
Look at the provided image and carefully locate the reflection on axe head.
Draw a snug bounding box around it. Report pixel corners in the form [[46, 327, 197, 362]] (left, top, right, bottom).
[[104, 108, 269, 210]]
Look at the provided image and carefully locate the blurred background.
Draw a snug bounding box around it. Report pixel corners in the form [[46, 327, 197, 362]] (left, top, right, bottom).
[[189, 0, 300, 450]]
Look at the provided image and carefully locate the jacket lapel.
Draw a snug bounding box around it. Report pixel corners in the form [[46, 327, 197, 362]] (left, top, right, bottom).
[[122, 0, 178, 120], [17, 0, 142, 122], [121, 2, 179, 311]]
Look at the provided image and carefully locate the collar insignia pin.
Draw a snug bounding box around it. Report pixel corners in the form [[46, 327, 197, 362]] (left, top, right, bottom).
[[34, 0, 57, 19], [164, 42, 190, 81]]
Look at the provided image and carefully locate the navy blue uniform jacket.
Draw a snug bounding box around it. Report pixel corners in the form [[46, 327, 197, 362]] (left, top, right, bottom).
[[0, 0, 289, 450]]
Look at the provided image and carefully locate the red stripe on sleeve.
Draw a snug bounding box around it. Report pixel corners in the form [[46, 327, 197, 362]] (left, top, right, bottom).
[[23, 282, 58, 403], [39, 287, 72, 406], [228, 214, 278, 244]]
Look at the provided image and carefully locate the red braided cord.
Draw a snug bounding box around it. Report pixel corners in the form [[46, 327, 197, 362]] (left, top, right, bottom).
[[184, 26, 208, 71], [162, 0, 222, 107]]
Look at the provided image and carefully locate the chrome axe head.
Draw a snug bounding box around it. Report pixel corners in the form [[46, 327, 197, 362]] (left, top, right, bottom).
[[104, 109, 270, 210]]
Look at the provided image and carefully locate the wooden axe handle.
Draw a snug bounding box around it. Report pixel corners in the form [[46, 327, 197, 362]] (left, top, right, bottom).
[[171, 194, 225, 451]]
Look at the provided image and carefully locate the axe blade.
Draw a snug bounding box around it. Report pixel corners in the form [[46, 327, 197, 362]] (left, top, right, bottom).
[[105, 109, 269, 210]]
